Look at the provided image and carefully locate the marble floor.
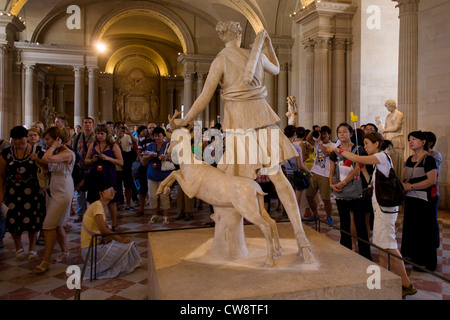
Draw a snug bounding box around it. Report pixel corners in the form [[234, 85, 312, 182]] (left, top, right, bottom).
[[0, 191, 449, 300]]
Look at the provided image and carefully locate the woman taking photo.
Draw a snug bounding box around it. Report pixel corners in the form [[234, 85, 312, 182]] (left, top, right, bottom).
[[142, 126, 174, 224], [283, 125, 312, 217], [85, 124, 123, 231], [34, 127, 75, 273], [326, 132, 417, 298], [329, 123, 371, 260], [0, 126, 46, 261], [401, 131, 438, 272], [81, 183, 141, 279]]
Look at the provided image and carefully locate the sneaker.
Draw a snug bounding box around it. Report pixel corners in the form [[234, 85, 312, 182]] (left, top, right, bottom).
[[326, 217, 334, 226], [402, 284, 417, 298]]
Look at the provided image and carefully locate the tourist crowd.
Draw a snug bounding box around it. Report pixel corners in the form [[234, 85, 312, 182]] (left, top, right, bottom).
[[0, 115, 442, 297]]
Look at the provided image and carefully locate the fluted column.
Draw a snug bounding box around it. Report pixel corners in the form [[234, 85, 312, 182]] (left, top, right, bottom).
[[24, 64, 35, 127], [88, 67, 99, 123], [196, 73, 206, 123], [99, 87, 107, 123], [0, 46, 7, 137], [304, 39, 315, 129], [47, 83, 55, 113], [313, 37, 330, 127], [277, 62, 289, 130], [57, 85, 65, 114], [183, 72, 195, 118], [331, 38, 347, 133], [74, 67, 85, 127], [346, 40, 353, 124], [394, 0, 420, 146]]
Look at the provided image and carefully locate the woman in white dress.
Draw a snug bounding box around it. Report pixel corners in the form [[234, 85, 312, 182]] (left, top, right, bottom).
[[34, 127, 75, 273], [326, 132, 417, 298]]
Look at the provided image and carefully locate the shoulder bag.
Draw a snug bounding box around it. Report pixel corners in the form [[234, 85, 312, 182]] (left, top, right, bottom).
[[160, 143, 175, 172], [332, 146, 363, 200], [374, 152, 406, 212]]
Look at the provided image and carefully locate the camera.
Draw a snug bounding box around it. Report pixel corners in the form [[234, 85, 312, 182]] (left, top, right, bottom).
[[312, 131, 320, 139], [121, 127, 126, 132]]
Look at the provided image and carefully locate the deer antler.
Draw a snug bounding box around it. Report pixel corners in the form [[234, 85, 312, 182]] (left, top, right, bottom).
[[168, 110, 182, 131]]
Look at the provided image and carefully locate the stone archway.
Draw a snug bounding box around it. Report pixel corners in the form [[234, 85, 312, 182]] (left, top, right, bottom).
[[90, 2, 195, 54]]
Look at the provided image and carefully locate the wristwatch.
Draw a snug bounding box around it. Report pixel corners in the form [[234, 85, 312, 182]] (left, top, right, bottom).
[[411, 184, 414, 190]]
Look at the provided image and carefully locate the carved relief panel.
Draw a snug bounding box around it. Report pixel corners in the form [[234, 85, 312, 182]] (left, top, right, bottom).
[[113, 54, 160, 124]]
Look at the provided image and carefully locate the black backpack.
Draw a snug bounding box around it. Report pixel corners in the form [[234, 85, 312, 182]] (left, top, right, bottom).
[[374, 152, 406, 213]]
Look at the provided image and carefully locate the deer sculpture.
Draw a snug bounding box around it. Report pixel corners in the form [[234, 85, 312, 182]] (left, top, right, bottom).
[[156, 112, 281, 267]]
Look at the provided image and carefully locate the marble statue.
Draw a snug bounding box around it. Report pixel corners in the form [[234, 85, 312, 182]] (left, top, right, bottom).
[[148, 89, 159, 121], [158, 115, 281, 267], [40, 97, 57, 129], [114, 89, 127, 122], [170, 21, 313, 264], [375, 99, 405, 175], [286, 96, 298, 126]]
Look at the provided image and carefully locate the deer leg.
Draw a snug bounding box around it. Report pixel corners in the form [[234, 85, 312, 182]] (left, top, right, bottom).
[[156, 172, 177, 195], [237, 200, 275, 267], [258, 193, 281, 257]]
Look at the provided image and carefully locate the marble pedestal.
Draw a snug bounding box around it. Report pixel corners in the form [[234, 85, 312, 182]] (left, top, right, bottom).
[[147, 223, 401, 300]]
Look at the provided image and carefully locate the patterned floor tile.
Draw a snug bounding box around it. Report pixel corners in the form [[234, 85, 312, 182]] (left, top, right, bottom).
[[0, 196, 449, 300]]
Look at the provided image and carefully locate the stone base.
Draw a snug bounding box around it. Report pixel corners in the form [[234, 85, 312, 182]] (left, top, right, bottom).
[[147, 223, 401, 300]]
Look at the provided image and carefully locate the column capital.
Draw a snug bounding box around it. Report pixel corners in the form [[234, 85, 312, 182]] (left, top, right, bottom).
[[303, 39, 315, 53], [393, 0, 420, 15], [332, 38, 347, 51], [73, 66, 85, 73], [183, 72, 196, 81], [313, 37, 330, 50]]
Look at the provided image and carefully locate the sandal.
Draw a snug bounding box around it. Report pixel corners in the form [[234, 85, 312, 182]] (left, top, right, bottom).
[[111, 225, 118, 232], [16, 248, 26, 261], [163, 217, 170, 225], [28, 251, 39, 261], [34, 260, 50, 274], [52, 252, 69, 264], [149, 215, 158, 224]]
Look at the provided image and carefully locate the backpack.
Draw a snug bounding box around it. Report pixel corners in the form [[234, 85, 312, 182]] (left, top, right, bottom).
[[374, 152, 406, 213]]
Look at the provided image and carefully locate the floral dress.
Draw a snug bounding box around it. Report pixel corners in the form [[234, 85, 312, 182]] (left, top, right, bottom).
[[2, 146, 46, 235]]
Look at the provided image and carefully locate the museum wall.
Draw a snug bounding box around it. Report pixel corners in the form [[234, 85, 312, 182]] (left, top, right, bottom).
[[352, 0, 399, 126], [417, 0, 450, 209]]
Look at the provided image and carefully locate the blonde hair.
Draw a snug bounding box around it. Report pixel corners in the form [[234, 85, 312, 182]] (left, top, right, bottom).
[[61, 127, 75, 144], [216, 21, 242, 43], [28, 127, 41, 137]]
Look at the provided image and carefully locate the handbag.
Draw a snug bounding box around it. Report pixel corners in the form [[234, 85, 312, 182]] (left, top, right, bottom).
[[292, 170, 311, 190], [160, 143, 175, 172], [36, 164, 50, 189], [374, 152, 406, 212], [332, 147, 363, 200]]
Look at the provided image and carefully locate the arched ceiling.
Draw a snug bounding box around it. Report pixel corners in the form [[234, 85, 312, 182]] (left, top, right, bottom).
[[7, 0, 269, 33]]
